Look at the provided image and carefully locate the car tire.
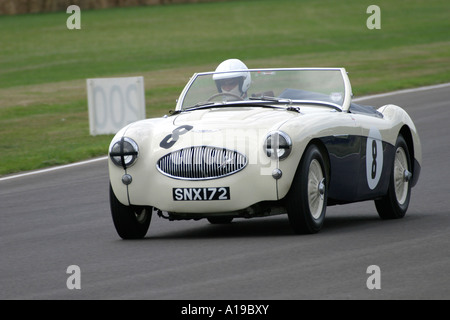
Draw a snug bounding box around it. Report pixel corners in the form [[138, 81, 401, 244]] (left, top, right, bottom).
[[286, 144, 328, 234], [375, 135, 412, 219], [110, 183, 152, 239], [207, 217, 234, 224]]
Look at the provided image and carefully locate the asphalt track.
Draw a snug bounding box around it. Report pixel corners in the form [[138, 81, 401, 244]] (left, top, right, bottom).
[[1, 84, 449, 300]]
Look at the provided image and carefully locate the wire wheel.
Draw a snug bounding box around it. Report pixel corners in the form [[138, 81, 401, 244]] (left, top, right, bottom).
[[307, 159, 325, 220], [287, 144, 328, 234], [110, 184, 152, 239], [375, 134, 412, 220], [394, 147, 409, 205]]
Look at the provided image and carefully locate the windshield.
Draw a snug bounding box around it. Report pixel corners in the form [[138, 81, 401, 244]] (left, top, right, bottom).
[[178, 68, 349, 111]]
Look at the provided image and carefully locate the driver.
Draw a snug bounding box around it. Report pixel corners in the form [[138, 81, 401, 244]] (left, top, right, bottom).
[[212, 59, 251, 99]]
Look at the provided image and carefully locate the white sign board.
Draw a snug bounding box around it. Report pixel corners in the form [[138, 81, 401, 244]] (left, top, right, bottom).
[[87, 77, 146, 135]]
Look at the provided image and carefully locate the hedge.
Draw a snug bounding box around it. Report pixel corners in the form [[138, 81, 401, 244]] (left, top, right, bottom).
[[0, 0, 225, 15]]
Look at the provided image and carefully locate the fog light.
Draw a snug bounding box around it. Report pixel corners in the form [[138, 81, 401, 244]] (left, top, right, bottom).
[[272, 168, 282, 180], [122, 174, 133, 185]]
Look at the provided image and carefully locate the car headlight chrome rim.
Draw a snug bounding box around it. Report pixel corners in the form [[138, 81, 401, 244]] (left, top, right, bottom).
[[264, 131, 292, 160], [109, 137, 139, 169]]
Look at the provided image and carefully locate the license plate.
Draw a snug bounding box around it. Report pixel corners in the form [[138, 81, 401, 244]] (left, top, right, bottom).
[[173, 187, 230, 201]]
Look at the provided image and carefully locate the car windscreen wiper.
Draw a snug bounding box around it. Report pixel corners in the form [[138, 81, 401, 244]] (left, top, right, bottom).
[[183, 101, 218, 112], [249, 95, 293, 104], [248, 96, 303, 112], [251, 96, 342, 112]]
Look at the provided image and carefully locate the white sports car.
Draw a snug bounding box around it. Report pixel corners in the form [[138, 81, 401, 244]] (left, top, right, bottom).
[[108, 61, 421, 239]]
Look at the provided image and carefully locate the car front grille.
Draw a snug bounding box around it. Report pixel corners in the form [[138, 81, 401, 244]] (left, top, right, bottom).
[[156, 146, 247, 180]]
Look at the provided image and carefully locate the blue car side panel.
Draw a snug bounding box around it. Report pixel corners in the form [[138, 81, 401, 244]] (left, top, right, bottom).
[[321, 135, 361, 202], [321, 136, 395, 203]]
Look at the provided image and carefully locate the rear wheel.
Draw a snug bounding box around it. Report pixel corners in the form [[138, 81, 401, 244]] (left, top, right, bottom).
[[375, 135, 412, 219], [286, 144, 328, 234], [110, 184, 152, 239]]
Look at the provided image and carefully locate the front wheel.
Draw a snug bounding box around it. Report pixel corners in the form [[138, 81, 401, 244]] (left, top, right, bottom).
[[286, 144, 328, 234], [110, 184, 152, 239], [375, 135, 412, 219]]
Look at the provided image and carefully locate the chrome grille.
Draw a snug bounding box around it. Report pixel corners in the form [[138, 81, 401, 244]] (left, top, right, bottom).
[[157, 146, 247, 180]]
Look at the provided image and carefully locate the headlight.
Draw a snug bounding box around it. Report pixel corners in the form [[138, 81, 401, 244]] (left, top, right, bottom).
[[109, 137, 139, 169], [264, 131, 292, 160]]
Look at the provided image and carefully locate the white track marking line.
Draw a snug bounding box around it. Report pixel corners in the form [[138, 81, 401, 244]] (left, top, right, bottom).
[[353, 82, 450, 102], [0, 157, 108, 181]]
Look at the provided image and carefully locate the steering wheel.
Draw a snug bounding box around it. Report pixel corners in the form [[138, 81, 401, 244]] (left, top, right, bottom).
[[207, 92, 242, 102]]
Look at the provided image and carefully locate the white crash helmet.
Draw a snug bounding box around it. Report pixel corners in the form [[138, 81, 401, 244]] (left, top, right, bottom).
[[213, 59, 251, 95]]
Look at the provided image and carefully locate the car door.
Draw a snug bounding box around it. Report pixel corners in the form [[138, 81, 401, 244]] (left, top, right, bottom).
[[349, 111, 395, 201], [320, 112, 363, 203]]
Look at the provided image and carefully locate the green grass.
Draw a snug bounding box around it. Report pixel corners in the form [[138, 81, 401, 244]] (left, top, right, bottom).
[[1, 0, 449, 175]]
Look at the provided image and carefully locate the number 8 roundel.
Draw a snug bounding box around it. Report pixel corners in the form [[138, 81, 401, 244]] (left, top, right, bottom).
[[160, 125, 193, 149], [366, 127, 383, 190]]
